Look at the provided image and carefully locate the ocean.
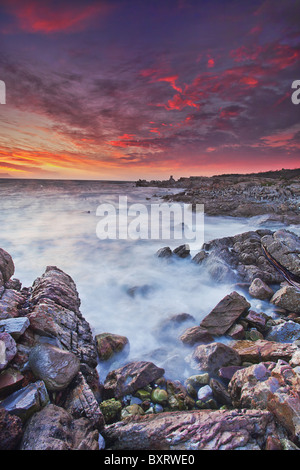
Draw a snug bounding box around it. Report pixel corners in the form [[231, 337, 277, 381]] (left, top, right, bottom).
[[0, 178, 297, 381]]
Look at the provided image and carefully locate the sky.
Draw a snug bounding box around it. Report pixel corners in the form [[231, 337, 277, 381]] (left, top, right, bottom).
[[0, 0, 299, 181]]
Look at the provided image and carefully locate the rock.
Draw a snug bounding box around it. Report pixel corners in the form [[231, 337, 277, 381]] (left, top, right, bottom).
[[244, 310, 269, 332], [0, 332, 17, 370], [28, 343, 80, 391], [156, 247, 173, 258], [103, 361, 165, 399], [229, 361, 300, 440], [27, 297, 97, 371], [121, 404, 145, 419], [185, 373, 210, 396], [290, 349, 300, 368], [20, 404, 99, 450], [151, 388, 168, 404], [62, 372, 105, 431], [0, 248, 15, 287], [0, 289, 25, 320], [0, 317, 30, 339], [266, 320, 300, 343], [261, 229, 300, 278], [199, 291, 250, 336], [0, 380, 49, 422], [195, 230, 284, 284], [0, 368, 24, 397], [173, 244, 190, 258], [127, 284, 153, 297], [192, 342, 241, 375], [0, 408, 23, 450], [270, 285, 300, 313], [99, 398, 122, 424], [231, 339, 298, 363], [29, 266, 81, 314], [179, 326, 214, 345], [218, 365, 246, 382], [226, 323, 245, 339], [197, 384, 213, 402], [209, 378, 232, 406], [95, 332, 129, 361], [249, 278, 274, 300], [102, 408, 286, 450]]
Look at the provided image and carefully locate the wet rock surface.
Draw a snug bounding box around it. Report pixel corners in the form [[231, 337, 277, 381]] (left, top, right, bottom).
[[1, 227, 300, 450]]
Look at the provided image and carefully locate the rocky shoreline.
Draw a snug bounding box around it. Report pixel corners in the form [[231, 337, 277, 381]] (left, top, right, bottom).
[[1, 225, 300, 450], [136, 169, 300, 224]]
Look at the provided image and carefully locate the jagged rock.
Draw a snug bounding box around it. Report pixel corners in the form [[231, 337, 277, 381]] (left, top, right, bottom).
[[0, 249, 15, 288], [199, 291, 250, 336], [95, 332, 129, 361], [0, 408, 23, 450], [266, 320, 300, 343], [26, 297, 97, 370], [156, 247, 173, 258], [192, 342, 241, 375], [62, 372, 104, 431], [248, 278, 274, 300], [194, 230, 284, 284], [20, 404, 99, 450], [102, 408, 286, 450], [230, 339, 298, 363], [103, 361, 165, 399], [0, 317, 30, 339], [270, 285, 300, 313], [0, 332, 17, 370], [173, 244, 190, 258], [229, 361, 300, 441], [29, 266, 81, 314], [261, 229, 300, 278], [0, 289, 25, 320], [0, 380, 49, 422], [28, 343, 80, 391]]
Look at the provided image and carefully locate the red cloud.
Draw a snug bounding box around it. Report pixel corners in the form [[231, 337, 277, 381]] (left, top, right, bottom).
[[2, 0, 109, 33]]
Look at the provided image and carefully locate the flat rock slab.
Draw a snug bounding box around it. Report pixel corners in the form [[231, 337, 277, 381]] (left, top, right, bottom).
[[0, 317, 30, 339], [103, 408, 286, 450], [200, 291, 250, 335], [103, 361, 165, 399], [231, 339, 298, 363]]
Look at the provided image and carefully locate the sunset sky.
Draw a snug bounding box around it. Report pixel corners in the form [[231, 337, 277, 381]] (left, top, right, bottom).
[[0, 0, 299, 180]]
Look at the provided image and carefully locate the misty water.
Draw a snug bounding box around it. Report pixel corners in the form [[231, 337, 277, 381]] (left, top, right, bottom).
[[0, 179, 299, 381]]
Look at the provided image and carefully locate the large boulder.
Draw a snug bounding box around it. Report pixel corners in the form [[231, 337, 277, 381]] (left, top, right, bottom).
[[0, 249, 14, 288], [229, 361, 300, 441], [199, 291, 250, 336], [270, 285, 300, 313], [192, 342, 241, 375], [20, 404, 99, 450], [103, 408, 286, 450], [261, 229, 300, 278], [193, 230, 284, 284], [28, 343, 80, 391]]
